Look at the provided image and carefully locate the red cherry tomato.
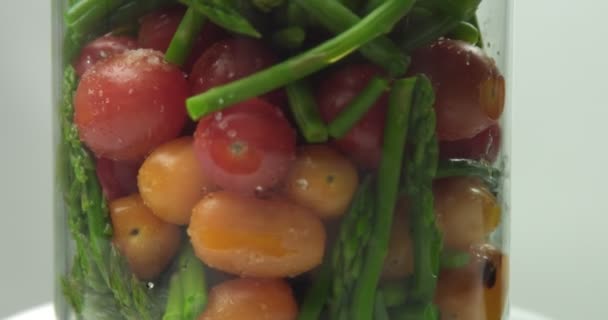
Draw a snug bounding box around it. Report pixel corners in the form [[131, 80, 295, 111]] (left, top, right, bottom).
[[193, 99, 296, 194], [440, 124, 502, 162], [96, 157, 140, 201], [409, 39, 505, 141], [189, 38, 284, 106], [73, 35, 137, 77], [138, 8, 225, 71], [74, 49, 188, 161], [316, 64, 388, 169]]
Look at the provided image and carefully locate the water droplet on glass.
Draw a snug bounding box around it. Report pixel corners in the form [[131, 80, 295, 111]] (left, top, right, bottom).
[[227, 130, 237, 138], [218, 121, 228, 130], [128, 88, 134, 95], [147, 282, 155, 289], [215, 112, 223, 121], [98, 90, 104, 97]]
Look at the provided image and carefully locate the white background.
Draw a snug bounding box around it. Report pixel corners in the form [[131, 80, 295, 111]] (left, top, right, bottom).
[[0, 0, 607, 319]]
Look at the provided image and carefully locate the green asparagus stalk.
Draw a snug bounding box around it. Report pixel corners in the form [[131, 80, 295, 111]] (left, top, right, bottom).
[[65, 0, 125, 35], [186, 0, 416, 120], [165, 7, 206, 66], [294, 0, 410, 75], [379, 282, 409, 308], [297, 262, 332, 320], [351, 77, 417, 320], [401, 75, 443, 303], [448, 21, 480, 45], [163, 244, 208, 319], [436, 158, 502, 191], [329, 177, 375, 320], [163, 274, 184, 320], [328, 76, 389, 139], [286, 81, 329, 143], [398, 14, 461, 52], [374, 293, 391, 320]]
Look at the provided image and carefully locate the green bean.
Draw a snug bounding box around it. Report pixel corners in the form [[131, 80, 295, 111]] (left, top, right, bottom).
[[328, 77, 389, 139], [295, 0, 410, 75], [351, 77, 417, 320], [165, 7, 206, 66], [186, 0, 416, 120], [286, 81, 329, 143]]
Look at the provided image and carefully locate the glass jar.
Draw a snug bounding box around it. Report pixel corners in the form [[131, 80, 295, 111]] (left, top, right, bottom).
[[53, 0, 511, 319]]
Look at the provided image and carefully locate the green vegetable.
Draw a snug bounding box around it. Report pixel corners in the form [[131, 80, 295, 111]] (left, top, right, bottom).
[[398, 14, 461, 52], [107, 0, 178, 27], [351, 77, 417, 320], [286, 81, 329, 143], [448, 21, 480, 45], [374, 293, 391, 320], [329, 177, 375, 320], [297, 262, 332, 320], [165, 7, 206, 66], [440, 250, 471, 269], [272, 26, 306, 50], [379, 282, 409, 308], [328, 76, 389, 139], [469, 14, 485, 48], [64, 0, 124, 36], [60, 66, 162, 320], [295, 0, 410, 75], [361, 0, 384, 13], [180, 0, 262, 38], [401, 75, 443, 303], [163, 244, 208, 320], [252, 0, 285, 11], [186, 0, 416, 120], [391, 303, 440, 320], [436, 158, 502, 191], [422, 0, 481, 20]]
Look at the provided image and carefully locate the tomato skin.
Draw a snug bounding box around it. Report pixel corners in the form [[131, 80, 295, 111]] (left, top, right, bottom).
[[138, 8, 225, 71], [96, 157, 140, 201], [74, 49, 188, 161], [316, 64, 388, 169], [198, 278, 298, 320], [193, 99, 296, 194], [409, 39, 505, 141], [440, 124, 502, 162], [188, 191, 326, 278], [73, 35, 137, 77], [189, 38, 284, 106], [110, 194, 181, 280]]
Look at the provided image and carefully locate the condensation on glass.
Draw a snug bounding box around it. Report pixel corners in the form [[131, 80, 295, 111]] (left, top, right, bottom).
[[52, 1, 512, 319]]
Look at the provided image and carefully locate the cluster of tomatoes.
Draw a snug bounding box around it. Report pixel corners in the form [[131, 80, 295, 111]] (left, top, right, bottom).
[[72, 6, 507, 320]]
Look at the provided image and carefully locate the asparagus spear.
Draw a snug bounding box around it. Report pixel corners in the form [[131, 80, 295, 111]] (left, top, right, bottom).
[[163, 244, 208, 320], [294, 0, 410, 75], [286, 81, 329, 143], [328, 76, 389, 139], [401, 75, 443, 303], [186, 0, 416, 120], [351, 77, 417, 320], [436, 158, 502, 191], [165, 7, 206, 66], [329, 177, 375, 320]]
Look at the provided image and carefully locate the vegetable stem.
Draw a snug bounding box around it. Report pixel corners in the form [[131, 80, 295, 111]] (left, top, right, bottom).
[[286, 81, 329, 143], [297, 262, 332, 320], [328, 76, 389, 139], [162, 274, 184, 320], [391, 303, 440, 320], [352, 77, 417, 320], [294, 0, 410, 75], [273, 27, 307, 50], [165, 7, 206, 66], [186, 0, 416, 120]]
